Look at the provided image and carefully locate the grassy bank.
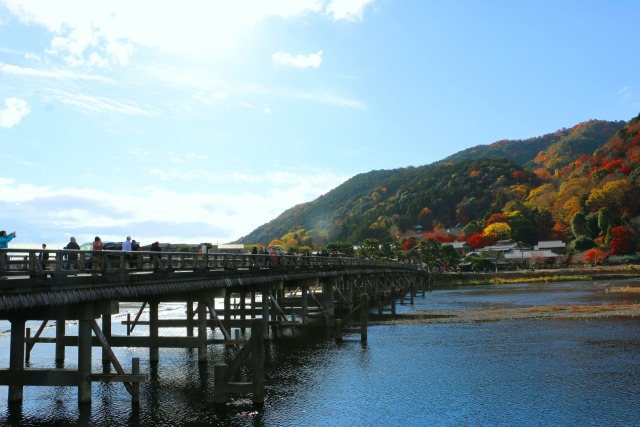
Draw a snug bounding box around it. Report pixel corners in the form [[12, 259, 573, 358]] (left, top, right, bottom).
[[431, 265, 640, 287]]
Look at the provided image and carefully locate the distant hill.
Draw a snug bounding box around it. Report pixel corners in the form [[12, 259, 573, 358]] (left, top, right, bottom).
[[235, 114, 640, 255]]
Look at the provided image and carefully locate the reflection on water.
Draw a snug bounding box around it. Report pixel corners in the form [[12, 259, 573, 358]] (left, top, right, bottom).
[[0, 281, 639, 426]]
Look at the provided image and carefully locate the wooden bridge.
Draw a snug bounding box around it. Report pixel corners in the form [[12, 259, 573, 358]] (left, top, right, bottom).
[[0, 248, 428, 408]]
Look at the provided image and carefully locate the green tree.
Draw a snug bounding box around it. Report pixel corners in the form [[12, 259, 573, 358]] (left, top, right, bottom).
[[440, 244, 461, 269], [570, 212, 589, 238], [597, 208, 615, 236], [379, 242, 398, 260], [571, 235, 595, 251], [418, 238, 443, 271]]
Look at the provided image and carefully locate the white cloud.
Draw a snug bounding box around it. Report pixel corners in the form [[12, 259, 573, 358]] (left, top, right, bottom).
[[0, 168, 347, 247], [273, 50, 323, 69], [0, 98, 31, 128], [2, 1, 339, 67], [325, 0, 376, 21]]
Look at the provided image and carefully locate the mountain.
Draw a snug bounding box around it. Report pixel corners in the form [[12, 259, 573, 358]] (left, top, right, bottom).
[[236, 115, 639, 253]]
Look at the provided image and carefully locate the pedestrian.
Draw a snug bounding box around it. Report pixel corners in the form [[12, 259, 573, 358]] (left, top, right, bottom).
[[92, 236, 104, 276], [122, 236, 132, 269], [251, 246, 258, 267], [130, 239, 141, 268], [150, 241, 162, 272], [65, 236, 80, 269], [0, 230, 17, 279], [122, 236, 132, 251], [39, 243, 49, 270]]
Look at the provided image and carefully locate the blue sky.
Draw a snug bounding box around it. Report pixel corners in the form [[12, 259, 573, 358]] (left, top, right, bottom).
[[1, 0, 639, 249]]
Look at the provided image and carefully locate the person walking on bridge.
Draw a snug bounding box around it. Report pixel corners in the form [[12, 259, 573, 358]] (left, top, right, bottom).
[[122, 236, 132, 269], [0, 230, 17, 279], [92, 236, 104, 276]]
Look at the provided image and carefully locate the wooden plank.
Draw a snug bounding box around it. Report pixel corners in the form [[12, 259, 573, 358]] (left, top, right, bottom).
[[205, 339, 246, 345], [87, 373, 148, 383], [0, 368, 81, 386], [277, 321, 302, 327]]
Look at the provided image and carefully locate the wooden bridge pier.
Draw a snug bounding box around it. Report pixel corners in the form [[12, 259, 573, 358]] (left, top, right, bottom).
[[0, 301, 148, 405]]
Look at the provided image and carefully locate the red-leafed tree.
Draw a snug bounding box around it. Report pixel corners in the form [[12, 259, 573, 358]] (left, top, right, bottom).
[[583, 248, 607, 265], [609, 226, 635, 255], [467, 233, 485, 249], [467, 232, 498, 249], [401, 237, 417, 251], [423, 233, 454, 243]]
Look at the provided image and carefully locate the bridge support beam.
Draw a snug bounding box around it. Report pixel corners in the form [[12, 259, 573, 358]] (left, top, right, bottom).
[[55, 319, 65, 364], [149, 301, 159, 363], [301, 285, 308, 327], [8, 319, 25, 402], [186, 300, 194, 337], [360, 293, 368, 342], [198, 301, 207, 362], [101, 309, 112, 363], [78, 307, 93, 403]]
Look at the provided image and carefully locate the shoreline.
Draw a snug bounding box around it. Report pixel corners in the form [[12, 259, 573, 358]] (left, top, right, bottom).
[[376, 303, 640, 325], [430, 265, 640, 287], [374, 270, 640, 325]]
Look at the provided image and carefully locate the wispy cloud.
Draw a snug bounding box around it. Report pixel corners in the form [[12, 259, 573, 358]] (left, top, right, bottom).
[[0, 98, 30, 128], [291, 89, 367, 110], [273, 50, 323, 69], [48, 90, 154, 116], [325, 0, 376, 21], [0, 62, 113, 83], [618, 86, 631, 99]]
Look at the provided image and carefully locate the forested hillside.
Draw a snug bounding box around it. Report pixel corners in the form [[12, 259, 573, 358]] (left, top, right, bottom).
[[440, 119, 624, 170], [236, 114, 640, 258]]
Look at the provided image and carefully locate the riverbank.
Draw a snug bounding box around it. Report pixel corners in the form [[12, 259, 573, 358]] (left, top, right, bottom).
[[430, 265, 640, 287], [384, 303, 640, 325], [384, 274, 640, 325]]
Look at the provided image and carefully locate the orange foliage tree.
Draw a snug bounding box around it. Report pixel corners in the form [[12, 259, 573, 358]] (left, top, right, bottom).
[[583, 248, 607, 265]]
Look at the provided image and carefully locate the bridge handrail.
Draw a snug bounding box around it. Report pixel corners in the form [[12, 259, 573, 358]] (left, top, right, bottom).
[[0, 248, 417, 278]]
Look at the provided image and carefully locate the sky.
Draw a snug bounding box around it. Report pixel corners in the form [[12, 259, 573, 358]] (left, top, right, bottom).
[[1, 0, 639, 249]]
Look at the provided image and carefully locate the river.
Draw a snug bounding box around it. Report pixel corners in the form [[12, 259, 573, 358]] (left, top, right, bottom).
[[0, 280, 639, 426]]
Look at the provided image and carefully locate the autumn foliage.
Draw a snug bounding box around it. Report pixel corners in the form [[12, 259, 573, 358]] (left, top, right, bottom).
[[583, 248, 607, 265]]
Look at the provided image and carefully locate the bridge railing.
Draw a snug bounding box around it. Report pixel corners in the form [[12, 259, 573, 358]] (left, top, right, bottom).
[[1, 248, 416, 278]]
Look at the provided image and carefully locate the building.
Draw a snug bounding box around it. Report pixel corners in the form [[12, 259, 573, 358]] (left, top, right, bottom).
[[443, 241, 473, 257], [534, 240, 566, 255]]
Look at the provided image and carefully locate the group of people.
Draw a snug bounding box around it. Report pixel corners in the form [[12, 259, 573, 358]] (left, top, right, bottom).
[[0, 232, 168, 278]]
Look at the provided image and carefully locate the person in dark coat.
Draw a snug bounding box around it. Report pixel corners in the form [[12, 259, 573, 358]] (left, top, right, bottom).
[[65, 236, 80, 269], [130, 239, 141, 268]]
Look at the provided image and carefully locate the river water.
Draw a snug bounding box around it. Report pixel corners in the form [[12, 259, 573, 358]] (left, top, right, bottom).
[[0, 280, 639, 426]]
